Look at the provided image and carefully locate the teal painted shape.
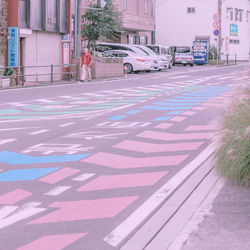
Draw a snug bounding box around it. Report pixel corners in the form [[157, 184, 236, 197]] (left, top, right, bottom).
[[0, 109, 22, 115], [0, 151, 90, 165], [0, 168, 59, 182]]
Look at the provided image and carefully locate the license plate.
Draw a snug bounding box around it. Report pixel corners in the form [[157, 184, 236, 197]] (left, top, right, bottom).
[[182, 61, 187, 64]]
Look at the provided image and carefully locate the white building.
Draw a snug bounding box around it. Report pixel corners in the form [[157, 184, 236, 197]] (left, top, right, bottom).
[[155, 0, 250, 60]]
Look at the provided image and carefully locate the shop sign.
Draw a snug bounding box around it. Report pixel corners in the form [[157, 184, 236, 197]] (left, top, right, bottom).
[[8, 27, 18, 67], [63, 43, 70, 67], [230, 24, 238, 36]]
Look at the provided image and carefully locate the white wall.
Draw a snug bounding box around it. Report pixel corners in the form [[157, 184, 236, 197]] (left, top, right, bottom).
[[25, 31, 62, 81], [155, 0, 250, 60]]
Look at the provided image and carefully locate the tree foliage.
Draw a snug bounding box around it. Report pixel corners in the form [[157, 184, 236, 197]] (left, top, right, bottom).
[[81, 0, 122, 49], [0, 0, 8, 68]]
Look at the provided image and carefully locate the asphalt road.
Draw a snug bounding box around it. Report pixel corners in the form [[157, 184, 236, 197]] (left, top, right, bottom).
[[0, 64, 248, 250]]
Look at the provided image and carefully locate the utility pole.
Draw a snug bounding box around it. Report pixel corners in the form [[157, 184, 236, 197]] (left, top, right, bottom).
[[217, 0, 222, 66]]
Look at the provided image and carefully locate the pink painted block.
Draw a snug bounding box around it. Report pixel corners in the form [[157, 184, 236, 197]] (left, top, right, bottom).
[[185, 125, 217, 131], [17, 233, 86, 250], [39, 167, 80, 184], [114, 140, 204, 153], [29, 197, 138, 224], [182, 111, 197, 116], [154, 123, 173, 129], [0, 189, 32, 205], [193, 106, 205, 111], [137, 130, 214, 141], [82, 152, 188, 169], [77, 172, 168, 192], [169, 116, 187, 122]]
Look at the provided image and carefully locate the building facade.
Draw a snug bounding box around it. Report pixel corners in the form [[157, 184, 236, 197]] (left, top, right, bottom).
[[114, 0, 155, 45], [6, 0, 71, 81], [155, 0, 250, 60]]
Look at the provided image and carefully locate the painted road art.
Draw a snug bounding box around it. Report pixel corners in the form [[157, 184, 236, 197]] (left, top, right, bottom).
[[0, 84, 235, 250]]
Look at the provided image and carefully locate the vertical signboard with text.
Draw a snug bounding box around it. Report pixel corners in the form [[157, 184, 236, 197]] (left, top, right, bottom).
[[8, 27, 18, 67], [193, 41, 208, 65]]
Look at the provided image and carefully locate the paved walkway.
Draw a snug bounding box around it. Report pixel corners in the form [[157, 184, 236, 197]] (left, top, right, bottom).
[[181, 182, 250, 250]]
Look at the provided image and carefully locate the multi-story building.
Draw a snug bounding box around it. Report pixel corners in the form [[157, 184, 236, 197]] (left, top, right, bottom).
[[6, 0, 71, 81], [114, 0, 156, 45], [155, 0, 250, 60]]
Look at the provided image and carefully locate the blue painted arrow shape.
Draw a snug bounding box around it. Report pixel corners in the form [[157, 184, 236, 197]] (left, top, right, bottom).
[[0, 151, 90, 165]]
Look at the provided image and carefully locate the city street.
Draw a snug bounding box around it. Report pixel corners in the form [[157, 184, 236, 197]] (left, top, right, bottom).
[[0, 64, 249, 250]]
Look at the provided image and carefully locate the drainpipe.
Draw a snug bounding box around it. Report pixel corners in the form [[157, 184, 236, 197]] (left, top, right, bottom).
[[74, 0, 77, 59]]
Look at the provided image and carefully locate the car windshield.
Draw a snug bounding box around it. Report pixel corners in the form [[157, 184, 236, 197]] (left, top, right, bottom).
[[176, 47, 191, 53], [131, 47, 148, 56], [139, 46, 157, 56], [147, 46, 160, 55]]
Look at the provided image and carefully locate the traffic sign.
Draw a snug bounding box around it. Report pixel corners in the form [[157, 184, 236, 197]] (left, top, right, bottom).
[[213, 21, 220, 29], [213, 29, 220, 36], [213, 13, 221, 21]]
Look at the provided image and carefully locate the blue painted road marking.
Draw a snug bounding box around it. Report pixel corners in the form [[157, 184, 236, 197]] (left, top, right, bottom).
[[108, 115, 127, 121], [126, 110, 141, 115], [142, 106, 193, 111], [153, 116, 172, 121], [0, 151, 90, 165], [0, 168, 59, 182], [167, 111, 184, 115], [154, 102, 202, 106]]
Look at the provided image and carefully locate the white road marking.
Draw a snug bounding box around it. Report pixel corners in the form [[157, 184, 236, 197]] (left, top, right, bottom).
[[169, 75, 191, 79], [29, 130, 49, 135], [45, 186, 71, 196], [0, 206, 18, 220], [0, 127, 41, 132], [103, 142, 216, 247], [217, 75, 234, 80], [0, 139, 17, 145], [72, 173, 96, 182], [0, 202, 46, 229], [59, 122, 75, 127]]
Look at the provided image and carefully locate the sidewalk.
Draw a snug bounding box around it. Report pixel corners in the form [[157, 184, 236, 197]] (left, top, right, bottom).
[[179, 181, 250, 250]]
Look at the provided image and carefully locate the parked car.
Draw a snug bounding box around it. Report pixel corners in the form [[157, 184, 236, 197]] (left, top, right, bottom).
[[101, 50, 151, 73], [132, 45, 166, 71], [96, 43, 157, 72], [169, 46, 194, 66], [146, 45, 173, 68]]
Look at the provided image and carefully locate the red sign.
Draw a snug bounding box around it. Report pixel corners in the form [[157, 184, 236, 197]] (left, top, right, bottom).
[[213, 21, 220, 29], [213, 13, 221, 21]]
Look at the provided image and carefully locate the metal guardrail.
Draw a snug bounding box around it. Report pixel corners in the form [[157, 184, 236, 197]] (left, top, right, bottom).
[[0, 64, 77, 87]]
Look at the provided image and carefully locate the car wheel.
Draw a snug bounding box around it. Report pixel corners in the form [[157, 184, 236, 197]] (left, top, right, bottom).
[[124, 63, 133, 74], [183, 64, 187, 66], [190, 64, 194, 67]]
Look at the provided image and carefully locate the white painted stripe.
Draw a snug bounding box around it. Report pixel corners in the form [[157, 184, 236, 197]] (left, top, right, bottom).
[[72, 173, 95, 182], [0, 202, 46, 229], [0, 127, 41, 132], [103, 142, 216, 247], [29, 130, 49, 135], [0, 206, 18, 220], [45, 186, 71, 196], [217, 75, 234, 80], [59, 122, 75, 127], [170, 75, 190, 79]]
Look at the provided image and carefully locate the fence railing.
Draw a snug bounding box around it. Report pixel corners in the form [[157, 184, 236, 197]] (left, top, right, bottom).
[[0, 64, 77, 87]]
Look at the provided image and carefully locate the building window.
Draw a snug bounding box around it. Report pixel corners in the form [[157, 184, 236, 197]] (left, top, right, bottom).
[[239, 11, 243, 22], [235, 8, 238, 21], [145, 0, 148, 14], [230, 10, 233, 20], [230, 39, 240, 44], [187, 7, 195, 14], [124, 0, 127, 10], [126, 34, 129, 44]]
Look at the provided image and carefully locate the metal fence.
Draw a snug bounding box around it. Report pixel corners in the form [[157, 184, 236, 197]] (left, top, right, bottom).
[[0, 64, 77, 87]]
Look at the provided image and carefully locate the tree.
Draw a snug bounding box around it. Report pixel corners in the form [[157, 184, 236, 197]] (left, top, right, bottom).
[[0, 0, 8, 69], [81, 0, 122, 50]]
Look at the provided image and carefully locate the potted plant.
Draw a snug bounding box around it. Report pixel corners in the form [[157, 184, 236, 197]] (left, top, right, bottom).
[[2, 68, 16, 87]]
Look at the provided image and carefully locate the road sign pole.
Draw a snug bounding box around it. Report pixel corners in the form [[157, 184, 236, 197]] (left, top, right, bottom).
[[217, 38, 219, 67], [218, 0, 222, 65]]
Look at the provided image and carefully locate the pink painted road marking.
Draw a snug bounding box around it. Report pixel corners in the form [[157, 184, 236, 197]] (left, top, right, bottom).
[[169, 116, 187, 122], [17, 233, 86, 250], [29, 197, 138, 224], [185, 125, 217, 131], [39, 167, 80, 184], [182, 111, 197, 116], [193, 106, 205, 111], [0, 189, 32, 205], [154, 123, 173, 130], [82, 152, 188, 169], [77, 172, 168, 192], [137, 130, 214, 141], [114, 140, 204, 153]]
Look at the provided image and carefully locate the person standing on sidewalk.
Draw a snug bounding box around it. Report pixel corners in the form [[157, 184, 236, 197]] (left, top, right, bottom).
[[81, 48, 92, 82]]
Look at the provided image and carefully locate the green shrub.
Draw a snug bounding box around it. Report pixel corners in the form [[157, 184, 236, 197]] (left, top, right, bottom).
[[215, 89, 250, 186]]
